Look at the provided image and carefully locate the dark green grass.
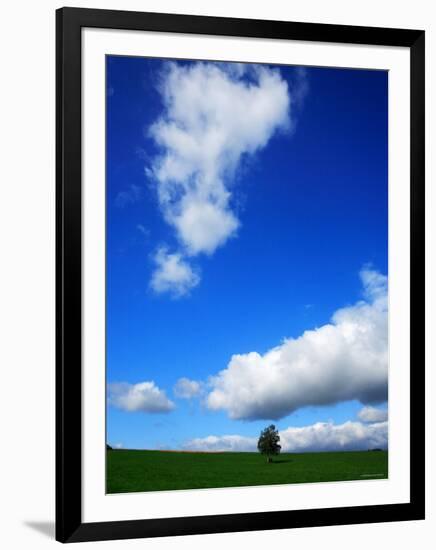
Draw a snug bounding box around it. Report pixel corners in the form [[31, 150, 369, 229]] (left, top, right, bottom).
[[107, 449, 388, 494]]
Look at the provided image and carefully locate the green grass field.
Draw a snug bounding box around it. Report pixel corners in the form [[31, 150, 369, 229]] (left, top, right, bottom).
[[106, 449, 388, 493]]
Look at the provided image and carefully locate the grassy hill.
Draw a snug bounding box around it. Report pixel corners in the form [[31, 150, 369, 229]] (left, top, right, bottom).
[[107, 449, 388, 493]]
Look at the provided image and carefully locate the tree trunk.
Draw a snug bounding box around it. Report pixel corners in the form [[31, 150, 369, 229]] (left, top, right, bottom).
[[267, 456, 272, 463]]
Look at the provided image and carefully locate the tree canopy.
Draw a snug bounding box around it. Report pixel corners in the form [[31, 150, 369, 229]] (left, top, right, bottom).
[[257, 424, 281, 462]]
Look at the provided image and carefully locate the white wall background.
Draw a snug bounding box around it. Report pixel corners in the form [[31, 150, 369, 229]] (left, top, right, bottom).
[[0, 0, 433, 548]]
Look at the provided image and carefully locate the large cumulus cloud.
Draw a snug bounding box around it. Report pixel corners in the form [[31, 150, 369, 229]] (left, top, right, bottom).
[[206, 268, 388, 420]]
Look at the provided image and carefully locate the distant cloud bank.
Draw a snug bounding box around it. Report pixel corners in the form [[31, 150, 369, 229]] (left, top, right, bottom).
[[183, 418, 388, 453], [183, 434, 256, 453]]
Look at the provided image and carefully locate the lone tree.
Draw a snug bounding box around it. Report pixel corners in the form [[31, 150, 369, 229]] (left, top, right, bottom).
[[257, 424, 281, 463]]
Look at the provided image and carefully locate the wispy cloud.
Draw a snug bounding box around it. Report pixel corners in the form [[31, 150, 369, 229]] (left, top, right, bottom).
[[136, 224, 150, 239], [108, 381, 175, 413], [115, 184, 141, 208], [290, 67, 309, 109], [205, 268, 388, 420], [174, 377, 202, 399], [182, 420, 387, 453], [147, 61, 293, 295]]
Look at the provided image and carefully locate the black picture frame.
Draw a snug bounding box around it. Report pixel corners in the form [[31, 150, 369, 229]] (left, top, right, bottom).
[[56, 6, 425, 543]]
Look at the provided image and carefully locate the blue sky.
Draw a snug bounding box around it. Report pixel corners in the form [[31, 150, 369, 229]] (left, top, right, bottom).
[[106, 56, 388, 453]]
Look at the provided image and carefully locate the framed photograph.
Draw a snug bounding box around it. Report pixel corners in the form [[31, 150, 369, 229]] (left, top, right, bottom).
[[56, 7, 425, 543]]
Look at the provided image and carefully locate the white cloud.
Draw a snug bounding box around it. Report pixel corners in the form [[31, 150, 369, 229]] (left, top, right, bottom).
[[174, 377, 202, 399], [108, 381, 175, 413], [171, 198, 239, 257], [182, 420, 387, 453], [183, 434, 256, 452], [279, 421, 388, 452], [358, 406, 388, 424], [206, 268, 388, 420], [147, 61, 292, 293], [114, 442, 123, 449], [360, 266, 388, 301], [149, 247, 200, 298]]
